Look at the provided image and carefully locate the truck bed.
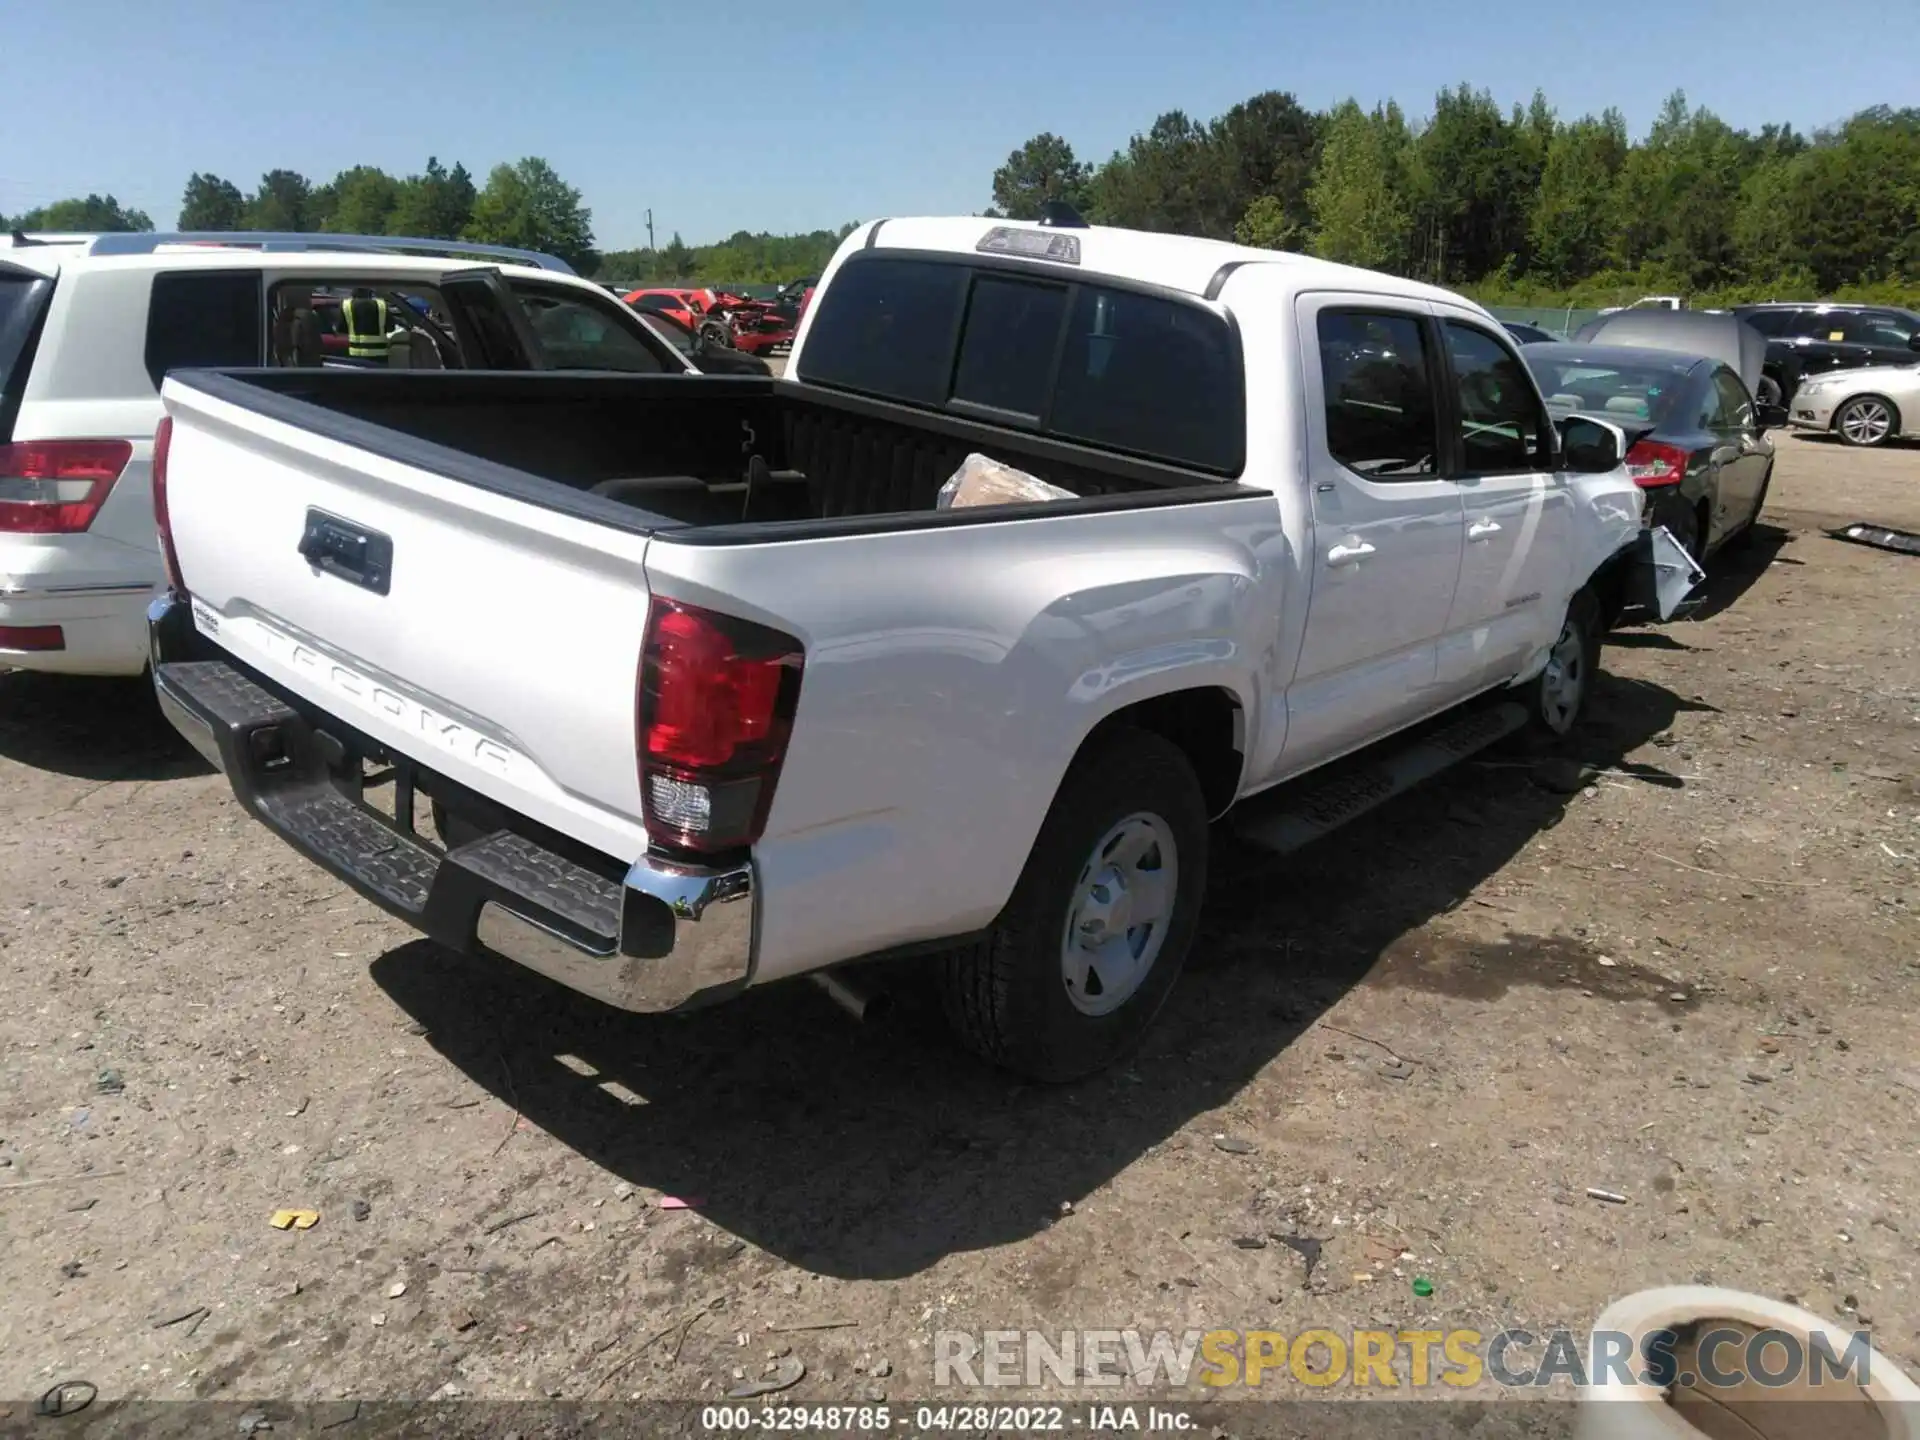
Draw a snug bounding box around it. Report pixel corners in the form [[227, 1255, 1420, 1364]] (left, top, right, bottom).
[[183, 368, 1249, 538]]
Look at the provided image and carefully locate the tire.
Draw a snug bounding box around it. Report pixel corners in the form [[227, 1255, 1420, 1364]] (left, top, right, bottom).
[[1834, 394, 1899, 448], [940, 727, 1208, 1082], [1526, 588, 1601, 740], [700, 322, 734, 351], [1755, 374, 1783, 408]]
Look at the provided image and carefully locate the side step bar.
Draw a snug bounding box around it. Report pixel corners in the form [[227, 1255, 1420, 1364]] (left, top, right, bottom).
[[1233, 702, 1527, 856]]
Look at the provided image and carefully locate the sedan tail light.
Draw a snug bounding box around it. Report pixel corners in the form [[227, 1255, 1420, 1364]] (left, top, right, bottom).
[[637, 599, 804, 854], [151, 416, 188, 597], [0, 439, 133, 533], [1624, 439, 1688, 488]]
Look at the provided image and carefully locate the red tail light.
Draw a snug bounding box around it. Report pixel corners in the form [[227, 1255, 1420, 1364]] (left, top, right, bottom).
[[1624, 439, 1687, 488], [0, 439, 132, 533], [637, 598, 804, 854], [151, 416, 188, 597]]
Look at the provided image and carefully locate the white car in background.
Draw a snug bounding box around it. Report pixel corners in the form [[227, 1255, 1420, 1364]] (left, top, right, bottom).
[[0, 231, 695, 676], [1787, 363, 1920, 447]]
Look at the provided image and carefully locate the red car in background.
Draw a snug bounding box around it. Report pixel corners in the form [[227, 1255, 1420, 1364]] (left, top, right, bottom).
[[623, 288, 705, 330], [622, 285, 794, 355]]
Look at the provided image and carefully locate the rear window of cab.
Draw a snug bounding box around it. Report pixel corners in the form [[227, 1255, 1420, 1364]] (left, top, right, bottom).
[[797, 254, 1245, 476]]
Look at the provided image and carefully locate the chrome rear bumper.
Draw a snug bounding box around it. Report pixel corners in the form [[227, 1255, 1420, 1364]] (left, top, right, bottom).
[[148, 593, 754, 1013]]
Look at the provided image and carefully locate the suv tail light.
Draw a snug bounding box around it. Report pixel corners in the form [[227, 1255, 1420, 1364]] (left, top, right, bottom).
[[1624, 439, 1687, 488], [151, 416, 188, 596], [637, 598, 804, 854], [0, 439, 133, 533]]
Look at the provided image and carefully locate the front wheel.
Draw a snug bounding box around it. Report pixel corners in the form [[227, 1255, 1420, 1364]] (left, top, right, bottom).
[[1834, 395, 1898, 448], [1526, 589, 1601, 740], [1756, 374, 1783, 408], [940, 728, 1208, 1082]]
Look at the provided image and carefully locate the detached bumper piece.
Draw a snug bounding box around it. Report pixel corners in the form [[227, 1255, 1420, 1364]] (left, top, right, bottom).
[[1828, 521, 1920, 557], [1623, 525, 1705, 621], [151, 635, 753, 1014]]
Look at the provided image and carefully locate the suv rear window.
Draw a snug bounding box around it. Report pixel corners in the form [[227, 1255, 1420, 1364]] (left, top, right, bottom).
[[145, 271, 264, 386], [0, 268, 55, 439], [800, 255, 1244, 474]]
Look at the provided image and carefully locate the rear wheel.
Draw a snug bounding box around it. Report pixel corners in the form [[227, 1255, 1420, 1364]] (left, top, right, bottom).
[[940, 728, 1208, 1082], [1755, 374, 1783, 408], [1835, 395, 1898, 448]]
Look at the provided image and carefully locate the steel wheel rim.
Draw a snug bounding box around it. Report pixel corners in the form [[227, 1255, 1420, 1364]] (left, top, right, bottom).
[[1841, 400, 1891, 445], [1060, 812, 1177, 1017], [1539, 618, 1587, 734]]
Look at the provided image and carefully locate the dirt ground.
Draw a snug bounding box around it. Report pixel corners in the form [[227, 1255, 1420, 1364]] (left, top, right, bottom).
[[3, 432, 1918, 1423]]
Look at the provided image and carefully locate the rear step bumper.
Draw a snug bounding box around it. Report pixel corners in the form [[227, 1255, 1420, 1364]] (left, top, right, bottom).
[[148, 595, 753, 1013]]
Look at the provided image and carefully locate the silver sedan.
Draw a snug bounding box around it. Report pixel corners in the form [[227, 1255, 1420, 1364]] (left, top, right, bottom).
[[1788, 364, 1920, 447]]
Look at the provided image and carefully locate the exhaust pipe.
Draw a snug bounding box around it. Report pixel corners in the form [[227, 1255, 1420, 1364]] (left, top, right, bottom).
[[809, 969, 891, 1023]]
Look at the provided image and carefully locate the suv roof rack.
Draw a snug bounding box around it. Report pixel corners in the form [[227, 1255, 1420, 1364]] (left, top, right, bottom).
[[2, 231, 106, 249], [81, 231, 576, 275]]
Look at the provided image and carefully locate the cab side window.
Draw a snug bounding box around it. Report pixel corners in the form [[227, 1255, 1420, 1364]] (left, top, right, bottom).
[[1315, 309, 1438, 479], [1443, 321, 1550, 473]]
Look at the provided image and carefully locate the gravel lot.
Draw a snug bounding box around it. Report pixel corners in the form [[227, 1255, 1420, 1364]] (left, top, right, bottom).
[[3, 431, 1917, 1417]]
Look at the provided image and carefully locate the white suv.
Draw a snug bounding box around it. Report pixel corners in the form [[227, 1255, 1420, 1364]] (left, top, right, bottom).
[[0, 232, 693, 676]]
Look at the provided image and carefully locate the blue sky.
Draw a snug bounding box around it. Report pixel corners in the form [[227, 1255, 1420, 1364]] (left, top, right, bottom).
[[4, 0, 1905, 249]]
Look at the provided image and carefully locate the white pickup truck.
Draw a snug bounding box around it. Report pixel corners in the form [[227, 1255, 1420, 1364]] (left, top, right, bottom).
[[148, 215, 1660, 1080]]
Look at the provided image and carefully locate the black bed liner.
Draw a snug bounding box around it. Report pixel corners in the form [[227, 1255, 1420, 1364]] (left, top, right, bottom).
[[167, 368, 1270, 546]]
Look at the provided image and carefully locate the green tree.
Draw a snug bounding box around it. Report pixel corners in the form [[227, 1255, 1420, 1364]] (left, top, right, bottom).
[[1210, 91, 1320, 243], [8, 194, 153, 232], [1086, 111, 1226, 236], [1233, 194, 1300, 251], [990, 133, 1091, 220], [178, 173, 245, 231], [1529, 113, 1628, 284], [317, 166, 400, 234], [465, 157, 597, 272], [244, 169, 312, 231], [389, 157, 476, 239], [1307, 102, 1412, 271], [1407, 84, 1533, 282]]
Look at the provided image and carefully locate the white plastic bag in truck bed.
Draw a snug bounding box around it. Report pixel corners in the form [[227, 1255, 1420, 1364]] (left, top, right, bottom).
[[936, 453, 1076, 509]]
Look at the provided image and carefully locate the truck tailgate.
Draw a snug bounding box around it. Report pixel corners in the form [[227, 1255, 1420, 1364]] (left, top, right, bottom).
[[160, 376, 655, 861]]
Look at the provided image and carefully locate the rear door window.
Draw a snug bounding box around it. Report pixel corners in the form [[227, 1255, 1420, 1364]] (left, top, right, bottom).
[[1316, 309, 1439, 479], [145, 271, 264, 386], [1049, 286, 1242, 471], [797, 257, 968, 405]]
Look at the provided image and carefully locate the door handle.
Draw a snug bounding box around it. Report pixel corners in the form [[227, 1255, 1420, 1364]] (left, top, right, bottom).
[[1326, 539, 1376, 567], [1467, 517, 1502, 541]]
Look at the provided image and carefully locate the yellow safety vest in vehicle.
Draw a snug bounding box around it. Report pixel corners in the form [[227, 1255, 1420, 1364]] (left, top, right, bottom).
[[342, 296, 390, 360]]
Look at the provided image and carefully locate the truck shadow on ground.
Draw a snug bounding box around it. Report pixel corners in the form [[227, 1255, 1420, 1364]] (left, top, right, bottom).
[[0, 670, 210, 781], [371, 667, 1708, 1282]]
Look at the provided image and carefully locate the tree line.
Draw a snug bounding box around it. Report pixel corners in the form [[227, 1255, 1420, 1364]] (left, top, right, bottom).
[[991, 89, 1920, 305], [4, 156, 600, 276]]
